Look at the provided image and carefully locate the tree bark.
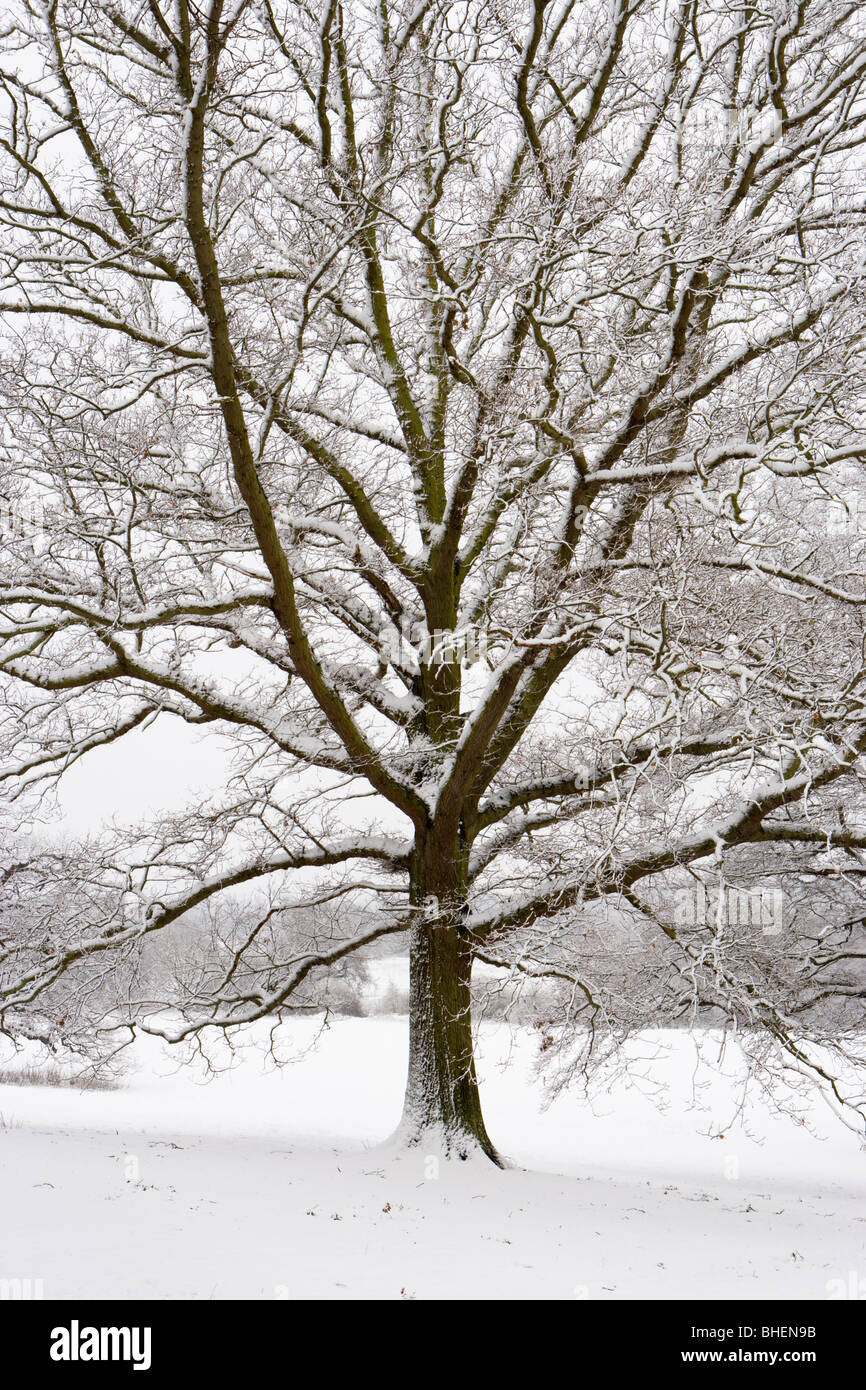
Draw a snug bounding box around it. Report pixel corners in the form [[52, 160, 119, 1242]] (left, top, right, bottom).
[[397, 839, 503, 1165]]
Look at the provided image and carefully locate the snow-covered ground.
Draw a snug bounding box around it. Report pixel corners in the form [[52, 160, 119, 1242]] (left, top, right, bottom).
[[1, 969, 864, 1300]]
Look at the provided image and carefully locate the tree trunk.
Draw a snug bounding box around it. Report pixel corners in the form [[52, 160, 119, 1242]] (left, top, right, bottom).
[[398, 909, 503, 1166]]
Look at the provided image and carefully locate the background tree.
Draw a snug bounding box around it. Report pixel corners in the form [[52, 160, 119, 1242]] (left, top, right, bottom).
[[1, 0, 866, 1163]]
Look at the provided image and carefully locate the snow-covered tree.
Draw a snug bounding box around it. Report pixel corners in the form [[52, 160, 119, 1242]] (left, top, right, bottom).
[[2, 0, 866, 1161]]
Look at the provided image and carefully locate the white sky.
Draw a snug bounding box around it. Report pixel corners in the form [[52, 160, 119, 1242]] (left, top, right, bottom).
[[54, 715, 235, 837]]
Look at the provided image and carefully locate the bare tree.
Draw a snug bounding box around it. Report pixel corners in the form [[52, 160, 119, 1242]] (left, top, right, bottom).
[[1, 0, 866, 1162]]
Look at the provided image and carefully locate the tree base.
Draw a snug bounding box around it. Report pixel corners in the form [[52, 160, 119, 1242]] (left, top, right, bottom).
[[386, 1116, 509, 1169]]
